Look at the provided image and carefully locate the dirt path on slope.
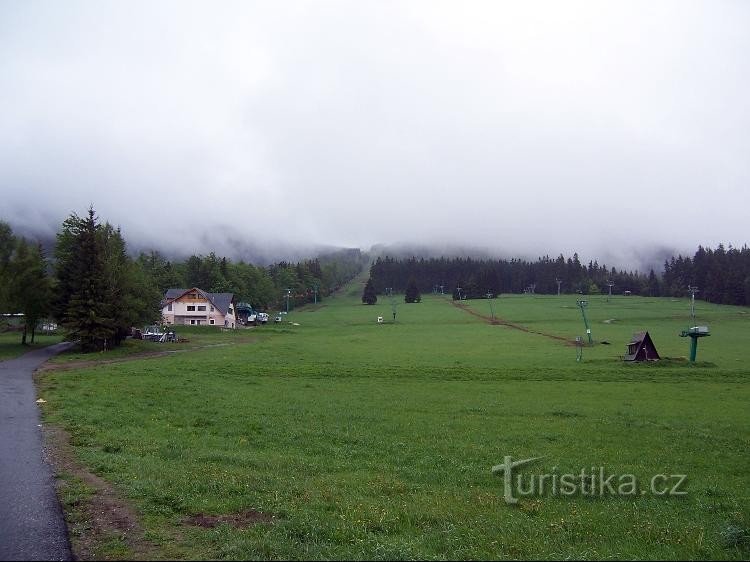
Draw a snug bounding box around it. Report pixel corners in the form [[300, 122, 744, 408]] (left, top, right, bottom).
[[450, 300, 576, 345]]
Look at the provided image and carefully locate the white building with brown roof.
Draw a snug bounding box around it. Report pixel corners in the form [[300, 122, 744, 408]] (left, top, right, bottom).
[[162, 288, 237, 328]]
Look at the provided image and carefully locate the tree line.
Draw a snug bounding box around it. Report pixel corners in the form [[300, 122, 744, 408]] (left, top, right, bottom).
[[662, 245, 750, 305], [0, 209, 365, 350], [368, 245, 750, 305], [137, 247, 364, 310], [0, 209, 161, 350]]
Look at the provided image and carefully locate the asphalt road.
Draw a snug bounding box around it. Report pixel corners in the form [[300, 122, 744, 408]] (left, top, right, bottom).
[[0, 342, 73, 562]]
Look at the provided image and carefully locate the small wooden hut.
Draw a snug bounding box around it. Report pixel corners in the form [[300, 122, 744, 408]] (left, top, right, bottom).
[[623, 331, 660, 362]]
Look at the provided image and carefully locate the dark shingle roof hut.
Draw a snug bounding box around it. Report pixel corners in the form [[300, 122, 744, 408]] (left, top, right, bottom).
[[623, 331, 660, 362]]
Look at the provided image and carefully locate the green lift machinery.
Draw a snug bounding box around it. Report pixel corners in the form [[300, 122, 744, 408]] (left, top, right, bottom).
[[680, 326, 710, 362], [577, 300, 592, 344]]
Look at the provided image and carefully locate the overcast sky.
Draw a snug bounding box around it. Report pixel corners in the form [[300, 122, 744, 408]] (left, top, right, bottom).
[[1, 1, 748, 266]]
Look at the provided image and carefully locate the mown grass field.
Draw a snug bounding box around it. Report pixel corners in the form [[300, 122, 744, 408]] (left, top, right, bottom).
[[0, 331, 63, 361], [37, 281, 750, 560]]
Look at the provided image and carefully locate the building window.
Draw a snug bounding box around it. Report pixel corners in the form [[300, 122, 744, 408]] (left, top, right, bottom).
[[190, 320, 196, 325], [187, 305, 196, 311], [167, 303, 172, 311], [196, 320, 202, 325], [210, 319, 215, 325], [210, 306, 214, 312], [197, 305, 206, 311]]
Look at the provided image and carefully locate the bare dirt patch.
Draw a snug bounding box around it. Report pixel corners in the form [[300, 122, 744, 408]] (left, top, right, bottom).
[[185, 510, 277, 529], [42, 425, 160, 560]]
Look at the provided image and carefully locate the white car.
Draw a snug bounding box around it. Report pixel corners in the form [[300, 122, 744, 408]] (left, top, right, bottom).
[[257, 312, 269, 324]]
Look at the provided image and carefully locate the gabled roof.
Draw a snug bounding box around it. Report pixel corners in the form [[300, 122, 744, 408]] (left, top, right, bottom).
[[628, 331, 648, 345], [163, 288, 234, 315], [623, 330, 660, 361]]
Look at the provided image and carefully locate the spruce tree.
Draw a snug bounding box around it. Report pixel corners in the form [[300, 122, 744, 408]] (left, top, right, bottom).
[[404, 277, 421, 303], [55, 209, 115, 351], [362, 278, 377, 305]]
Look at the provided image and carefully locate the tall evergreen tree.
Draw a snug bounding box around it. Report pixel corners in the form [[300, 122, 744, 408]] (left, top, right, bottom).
[[647, 269, 661, 297], [54, 208, 114, 351], [404, 277, 421, 303], [362, 278, 377, 305], [55, 208, 161, 351]]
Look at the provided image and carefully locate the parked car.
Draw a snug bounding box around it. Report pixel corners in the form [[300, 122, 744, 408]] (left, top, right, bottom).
[[257, 312, 269, 324], [142, 325, 164, 341]]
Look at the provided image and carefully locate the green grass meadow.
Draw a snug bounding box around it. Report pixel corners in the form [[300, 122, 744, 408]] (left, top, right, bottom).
[[0, 331, 63, 361], [38, 283, 750, 559]]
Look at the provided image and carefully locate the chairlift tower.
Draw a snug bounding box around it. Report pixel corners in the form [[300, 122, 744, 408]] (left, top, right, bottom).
[[680, 325, 710, 362], [385, 287, 397, 322], [486, 292, 495, 321], [688, 285, 699, 322], [284, 288, 292, 314], [606, 280, 614, 302], [577, 299, 592, 344], [456, 285, 463, 300], [312, 284, 319, 305], [556, 278, 562, 296]]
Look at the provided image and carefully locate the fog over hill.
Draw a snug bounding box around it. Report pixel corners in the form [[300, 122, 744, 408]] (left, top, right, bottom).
[[8, 214, 684, 275], [1, 1, 747, 270]]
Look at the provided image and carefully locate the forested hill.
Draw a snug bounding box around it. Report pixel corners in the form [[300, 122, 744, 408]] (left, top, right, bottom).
[[369, 245, 750, 306], [137, 247, 366, 310]]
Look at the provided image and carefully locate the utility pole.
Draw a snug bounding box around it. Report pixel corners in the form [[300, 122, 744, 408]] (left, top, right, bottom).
[[556, 278, 562, 296], [284, 288, 291, 314], [385, 287, 396, 321], [578, 299, 592, 344], [606, 280, 614, 302], [688, 285, 699, 323], [486, 292, 495, 321], [456, 286, 463, 300], [312, 284, 318, 305]]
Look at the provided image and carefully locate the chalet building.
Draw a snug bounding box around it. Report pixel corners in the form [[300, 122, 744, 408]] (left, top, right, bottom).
[[161, 288, 236, 328], [623, 331, 660, 362]]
